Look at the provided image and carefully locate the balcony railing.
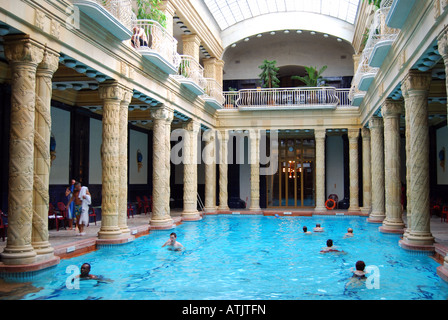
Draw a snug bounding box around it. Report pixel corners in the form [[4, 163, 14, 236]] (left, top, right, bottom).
[[72, 0, 133, 40], [202, 78, 224, 109], [365, 0, 398, 67], [171, 55, 207, 96], [352, 47, 378, 92], [131, 19, 180, 74], [221, 87, 351, 110]]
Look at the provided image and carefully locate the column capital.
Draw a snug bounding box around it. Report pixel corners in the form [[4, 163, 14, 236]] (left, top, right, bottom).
[[361, 127, 370, 140], [37, 47, 59, 75], [99, 81, 132, 101], [401, 70, 432, 97], [151, 105, 173, 121], [314, 128, 326, 140], [437, 24, 448, 59], [4, 35, 45, 65], [381, 99, 403, 119], [369, 116, 383, 129], [183, 118, 200, 132], [347, 128, 360, 140]]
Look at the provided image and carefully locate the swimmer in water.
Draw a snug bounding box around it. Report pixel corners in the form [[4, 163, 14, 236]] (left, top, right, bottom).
[[344, 228, 354, 238], [302, 226, 312, 234], [345, 260, 367, 288], [320, 239, 342, 253], [162, 232, 184, 251], [313, 223, 324, 232]]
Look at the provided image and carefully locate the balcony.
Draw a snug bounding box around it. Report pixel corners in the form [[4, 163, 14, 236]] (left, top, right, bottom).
[[352, 48, 378, 92], [131, 20, 180, 75], [171, 55, 207, 96], [386, 0, 417, 29], [366, 0, 399, 68], [202, 78, 224, 110], [221, 87, 350, 110], [72, 0, 133, 41]]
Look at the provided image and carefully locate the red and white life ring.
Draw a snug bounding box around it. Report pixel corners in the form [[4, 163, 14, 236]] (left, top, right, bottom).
[[325, 199, 336, 210]]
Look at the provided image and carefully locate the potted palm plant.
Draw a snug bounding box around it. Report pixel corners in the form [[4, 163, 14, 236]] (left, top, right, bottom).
[[258, 59, 280, 105], [291, 65, 328, 104]]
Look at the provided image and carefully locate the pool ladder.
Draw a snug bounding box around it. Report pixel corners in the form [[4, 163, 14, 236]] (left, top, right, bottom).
[[197, 193, 205, 218]]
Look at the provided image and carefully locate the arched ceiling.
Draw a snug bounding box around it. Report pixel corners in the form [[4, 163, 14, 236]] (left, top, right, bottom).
[[202, 0, 361, 51]]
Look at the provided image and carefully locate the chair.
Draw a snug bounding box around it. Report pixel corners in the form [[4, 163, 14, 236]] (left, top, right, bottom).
[[88, 207, 97, 226], [442, 206, 448, 223], [49, 203, 65, 231], [137, 196, 150, 215], [143, 195, 151, 214], [127, 203, 134, 219], [0, 210, 7, 241]]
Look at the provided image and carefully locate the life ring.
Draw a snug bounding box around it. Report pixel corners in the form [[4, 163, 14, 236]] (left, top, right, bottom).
[[325, 199, 336, 210]]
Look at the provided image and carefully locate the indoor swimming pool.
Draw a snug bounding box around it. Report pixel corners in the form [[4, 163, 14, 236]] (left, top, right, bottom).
[[12, 215, 448, 300]]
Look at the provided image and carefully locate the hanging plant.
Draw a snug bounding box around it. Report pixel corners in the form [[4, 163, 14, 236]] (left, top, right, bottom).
[[135, 0, 167, 28], [363, 0, 382, 9]]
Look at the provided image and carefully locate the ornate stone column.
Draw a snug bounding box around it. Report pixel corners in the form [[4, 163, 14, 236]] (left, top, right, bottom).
[[361, 127, 372, 214], [249, 129, 261, 211], [218, 129, 229, 211], [165, 108, 174, 218], [203, 58, 225, 85], [400, 70, 434, 249], [314, 128, 326, 212], [1, 36, 44, 265], [182, 34, 201, 62], [347, 129, 360, 212], [98, 81, 126, 240], [379, 99, 405, 234], [204, 129, 217, 212], [118, 88, 133, 236], [182, 119, 201, 220], [150, 107, 174, 229], [368, 117, 385, 223], [437, 25, 448, 278], [32, 47, 59, 257]]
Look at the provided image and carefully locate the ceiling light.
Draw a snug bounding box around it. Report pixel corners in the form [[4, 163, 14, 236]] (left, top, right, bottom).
[[257, 34, 262, 37], [337, 38, 342, 42], [284, 30, 290, 34], [244, 37, 249, 41], [270, 31, 276, 35], [296, 30, 302, 33], [323, 34, 329, 38], [231, 43, 237, 47], [310, 31, 316, 35]]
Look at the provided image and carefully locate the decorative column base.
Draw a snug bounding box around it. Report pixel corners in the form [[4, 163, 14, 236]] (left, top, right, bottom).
[[149, 217, 175, 230], [1, 247, 37, 266], [181, 211, 202, 221], [314, 206, 327, 213], [399, 238, 435, 254], [360, 206, 371, 214], [401, 231, 435, 246], [368, 211, 385, 223], [379, 220, 405, 234]]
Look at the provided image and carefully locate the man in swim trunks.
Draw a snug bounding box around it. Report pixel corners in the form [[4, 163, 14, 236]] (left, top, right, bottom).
[[162, 232, 184, 251], [67, 182, 91, 235]]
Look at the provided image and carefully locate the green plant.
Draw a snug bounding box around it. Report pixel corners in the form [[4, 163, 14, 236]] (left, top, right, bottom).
[[363, 0, 382, 9], [258, 59, 280, 88], [135, 0, 167, 27], [291, 65, 328, 87]]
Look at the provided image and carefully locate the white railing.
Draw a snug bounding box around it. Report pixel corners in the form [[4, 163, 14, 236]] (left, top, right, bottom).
[[173, 55, 207, 89], [351, 47, 378, 89], [220, 87, 352, 109], [223, 91, 239, 109], [98, 0, 134, 30], [131, 19, 180, 67], [203, 78, 224, 105], [364, 0, 398, 52]]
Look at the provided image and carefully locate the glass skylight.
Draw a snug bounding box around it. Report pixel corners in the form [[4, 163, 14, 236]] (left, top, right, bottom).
[[203, 0, 360, 30]]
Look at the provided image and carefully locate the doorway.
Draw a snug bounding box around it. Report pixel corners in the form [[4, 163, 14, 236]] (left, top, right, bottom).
[[266, 136, 316, 208]]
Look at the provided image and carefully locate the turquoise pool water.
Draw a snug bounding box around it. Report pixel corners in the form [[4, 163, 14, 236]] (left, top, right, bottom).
[[21, 215, 448, 300]]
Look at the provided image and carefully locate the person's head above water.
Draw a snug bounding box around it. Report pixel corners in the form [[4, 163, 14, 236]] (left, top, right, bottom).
[[303, 226, 308, 232], [80, 263, 92, 277], [355, 260, 366, 271], [326, 239, 333, 247]]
